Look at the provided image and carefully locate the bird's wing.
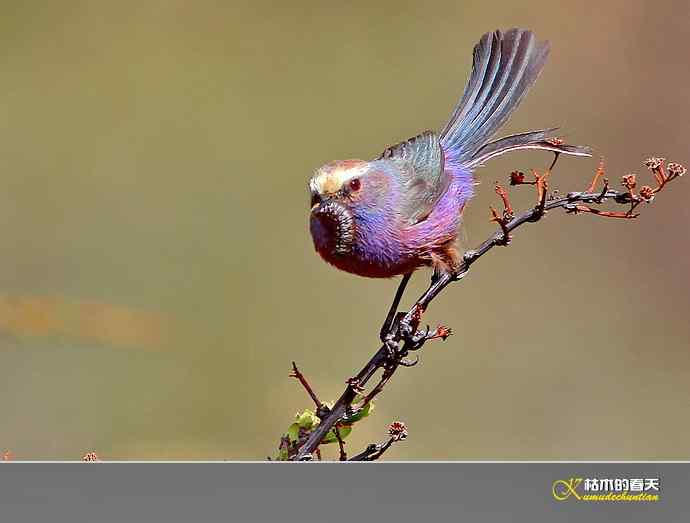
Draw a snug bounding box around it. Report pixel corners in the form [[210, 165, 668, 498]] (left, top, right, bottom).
[[378, 130, 449, 225]]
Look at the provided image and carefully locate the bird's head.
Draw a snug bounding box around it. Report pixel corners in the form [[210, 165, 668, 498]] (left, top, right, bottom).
[[308, 159, 390, 258]]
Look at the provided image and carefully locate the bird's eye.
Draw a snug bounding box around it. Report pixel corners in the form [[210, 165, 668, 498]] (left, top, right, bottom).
[[349, 178, 361, 192]]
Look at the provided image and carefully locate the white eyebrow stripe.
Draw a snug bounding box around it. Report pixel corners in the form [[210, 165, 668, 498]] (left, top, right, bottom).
[[310, 164, 368, 195], [335, 165, 367, 183]]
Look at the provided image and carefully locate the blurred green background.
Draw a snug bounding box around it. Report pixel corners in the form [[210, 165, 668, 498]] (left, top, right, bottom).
[[0, 0, 688, 460]]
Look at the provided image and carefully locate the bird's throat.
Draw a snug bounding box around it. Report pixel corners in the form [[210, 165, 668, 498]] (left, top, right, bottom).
[[310, 201, 354, 258]]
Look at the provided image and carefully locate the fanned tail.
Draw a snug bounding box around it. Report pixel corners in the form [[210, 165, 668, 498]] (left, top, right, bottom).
[[440, 29, 591, 168]]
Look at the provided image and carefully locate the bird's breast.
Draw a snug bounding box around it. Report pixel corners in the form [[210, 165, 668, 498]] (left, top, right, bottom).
[[310, 203, 422, 278]]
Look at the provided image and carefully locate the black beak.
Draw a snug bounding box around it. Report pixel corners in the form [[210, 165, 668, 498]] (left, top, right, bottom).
[[311, 192, 331, 211]]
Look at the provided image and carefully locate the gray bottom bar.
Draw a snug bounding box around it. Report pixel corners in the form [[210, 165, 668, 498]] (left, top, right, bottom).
[[0, 463, 684, 522]]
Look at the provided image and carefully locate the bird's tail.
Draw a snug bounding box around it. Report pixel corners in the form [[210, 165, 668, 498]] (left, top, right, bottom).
[[440, 29, 590, 168]]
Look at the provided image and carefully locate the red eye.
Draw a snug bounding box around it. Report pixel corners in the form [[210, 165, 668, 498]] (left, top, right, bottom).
[[349, 178, 361, 191]]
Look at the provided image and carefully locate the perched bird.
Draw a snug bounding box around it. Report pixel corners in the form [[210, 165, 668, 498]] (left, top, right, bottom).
[[309, 28, 590, 280]]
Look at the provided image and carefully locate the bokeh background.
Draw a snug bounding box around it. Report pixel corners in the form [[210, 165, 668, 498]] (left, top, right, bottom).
[[0, 0, 688, 460]]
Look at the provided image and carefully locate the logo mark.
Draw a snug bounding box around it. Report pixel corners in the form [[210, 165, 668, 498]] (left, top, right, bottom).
[[552, 478, 582, 501]]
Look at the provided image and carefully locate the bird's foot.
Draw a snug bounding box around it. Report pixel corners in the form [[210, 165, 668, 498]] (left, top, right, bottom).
[[396, 304, 424, 342], [380, 312, 406, 342], [383, 304, 451, 367], [382, 338, 401, 370]]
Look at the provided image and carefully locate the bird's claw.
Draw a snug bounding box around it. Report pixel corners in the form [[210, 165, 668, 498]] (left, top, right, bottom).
[[382, 306, 450, 368], [399, 356, 419, 367], [397, 317, 415, 341], [407, 325, 431, 349], [381, 338, 401, 369]]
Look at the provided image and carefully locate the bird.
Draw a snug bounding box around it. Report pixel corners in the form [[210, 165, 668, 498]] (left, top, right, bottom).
[[308, 28, 590, 286]]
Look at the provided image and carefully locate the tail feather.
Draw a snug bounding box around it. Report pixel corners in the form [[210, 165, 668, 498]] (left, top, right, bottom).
[[441, 29, 557, 165], [465, 128, 592, 169]]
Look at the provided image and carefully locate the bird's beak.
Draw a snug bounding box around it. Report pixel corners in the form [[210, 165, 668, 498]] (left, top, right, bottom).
[[310, 192, 329, 212]]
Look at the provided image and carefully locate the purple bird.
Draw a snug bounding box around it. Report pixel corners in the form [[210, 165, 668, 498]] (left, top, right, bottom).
[[309, 29, 590, 287]]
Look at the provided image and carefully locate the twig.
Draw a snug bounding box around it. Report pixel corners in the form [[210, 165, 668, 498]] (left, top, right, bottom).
[[290, 361, 322, 410], [494, 183, 514, 217], [587, 157, 606, 193], [334, 426, 347, 461], [349, 421, 408, 461], [349, 441, 395, 461], [359, 366, 396, 409]]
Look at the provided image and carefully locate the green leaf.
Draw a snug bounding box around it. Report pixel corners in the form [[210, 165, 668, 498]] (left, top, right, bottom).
[[321, 424, 353, 444], [295, 409, 319, 430], [275, 446, 289, 461], [286, 422, 300, 443], [346, 401, 374, 423]]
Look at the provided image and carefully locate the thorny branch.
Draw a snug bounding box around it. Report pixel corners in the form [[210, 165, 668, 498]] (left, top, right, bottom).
[[285, 153, 685, 461]]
